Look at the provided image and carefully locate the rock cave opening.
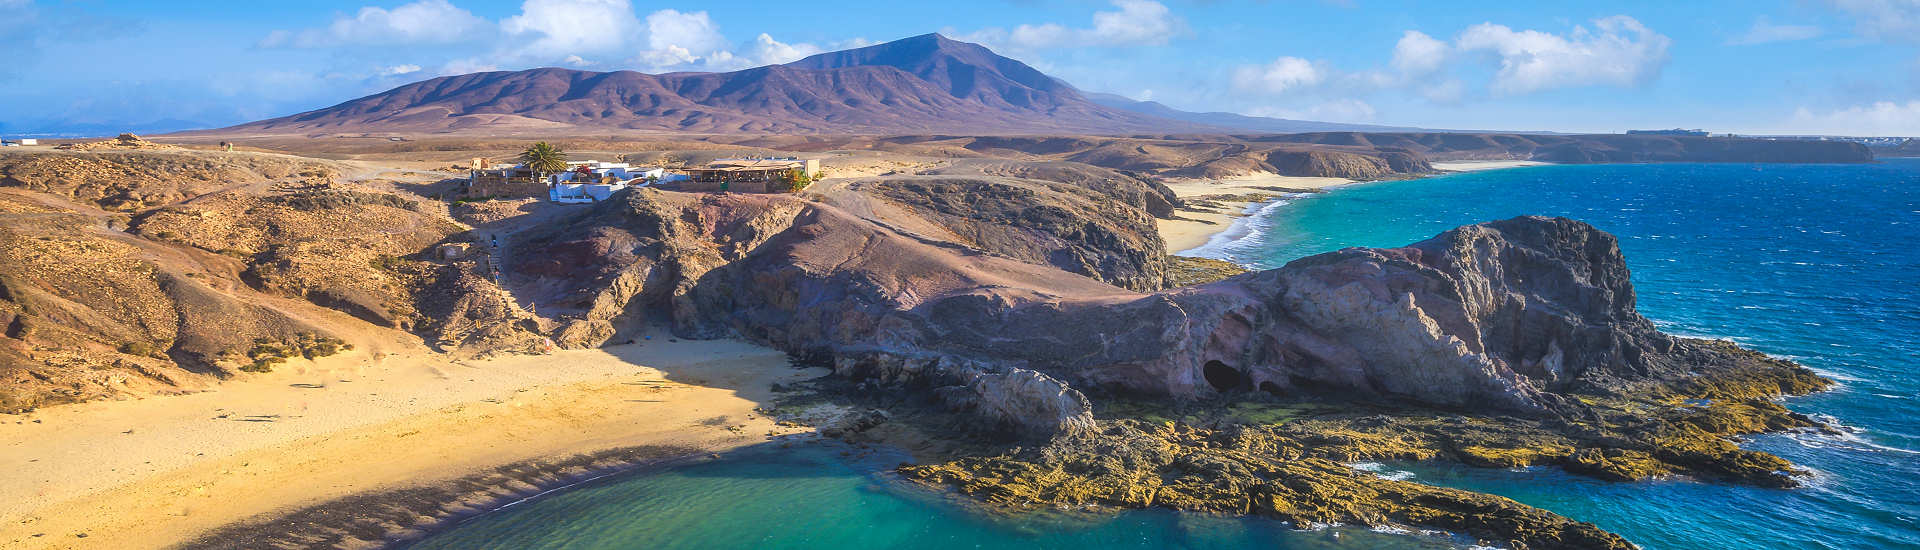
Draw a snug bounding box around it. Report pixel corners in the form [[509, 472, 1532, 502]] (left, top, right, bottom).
[[1203, 360, 1251, 393]]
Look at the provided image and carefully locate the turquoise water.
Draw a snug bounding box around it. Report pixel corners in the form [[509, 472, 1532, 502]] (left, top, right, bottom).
[[1198, 161, 1920, 549], [408, 442, 1480, 550], [414, 161, 1918, 549]]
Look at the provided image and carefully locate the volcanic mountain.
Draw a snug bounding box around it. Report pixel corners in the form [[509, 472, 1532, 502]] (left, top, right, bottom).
[[220, 34, 1238, 135]]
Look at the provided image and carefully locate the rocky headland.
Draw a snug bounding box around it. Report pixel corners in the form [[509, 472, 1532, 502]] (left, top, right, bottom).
[[488, 188, 1830, 547], [0, 142, 1838, 549]]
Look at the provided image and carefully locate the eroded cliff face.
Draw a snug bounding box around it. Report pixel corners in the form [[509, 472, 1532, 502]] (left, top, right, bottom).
[[1067, 216, 1663, 411], [500, 188, 1126, 436], [501, 189, 1824, 445]]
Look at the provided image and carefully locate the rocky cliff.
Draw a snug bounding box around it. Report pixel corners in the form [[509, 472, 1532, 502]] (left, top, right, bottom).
[[493, 187, 1824, 446], [699, 212, 1812, 416]]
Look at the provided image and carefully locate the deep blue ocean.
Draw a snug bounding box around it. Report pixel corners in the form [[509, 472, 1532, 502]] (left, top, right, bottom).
[[412, 161, 1919, 549]]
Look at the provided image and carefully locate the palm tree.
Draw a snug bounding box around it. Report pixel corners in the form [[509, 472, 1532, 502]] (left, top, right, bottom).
[[519, 142, 569, 184]]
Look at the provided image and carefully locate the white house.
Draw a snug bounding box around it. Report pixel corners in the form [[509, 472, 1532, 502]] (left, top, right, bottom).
[[548, 161, 640, 184], [18, 139, 36, 146], [641, 167, 689, 183], [541, 161, 697, 203], [550, 182, 632, 204]]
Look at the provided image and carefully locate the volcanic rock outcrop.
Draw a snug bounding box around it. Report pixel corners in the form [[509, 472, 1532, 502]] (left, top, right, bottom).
[[818, 162, 1175, 291], [496, 187, 1820, 440]]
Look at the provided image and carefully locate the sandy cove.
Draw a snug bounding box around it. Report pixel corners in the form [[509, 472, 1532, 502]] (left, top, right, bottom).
[[1156, 172, 1357, 254], [1155, 162, 1554, 256], [0, 332, 826, 550], [1431, 160, 1551, 172]]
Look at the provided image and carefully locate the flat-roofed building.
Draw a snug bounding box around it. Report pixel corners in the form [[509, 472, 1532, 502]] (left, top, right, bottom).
[[467, 158, 545, 198], [679, 157, 820, 193]]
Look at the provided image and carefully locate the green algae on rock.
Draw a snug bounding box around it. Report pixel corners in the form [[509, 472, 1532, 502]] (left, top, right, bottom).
[[891, 352, 1829, 549]]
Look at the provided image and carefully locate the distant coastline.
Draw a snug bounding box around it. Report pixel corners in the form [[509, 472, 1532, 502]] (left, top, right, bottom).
[[1162, 160, 1553, 259]]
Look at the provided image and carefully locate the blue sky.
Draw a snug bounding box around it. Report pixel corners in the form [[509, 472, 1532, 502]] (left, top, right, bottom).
[[2, 0, 1917, 136]]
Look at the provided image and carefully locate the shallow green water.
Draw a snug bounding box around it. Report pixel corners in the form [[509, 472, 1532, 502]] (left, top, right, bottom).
[[408, 442, 1479, 550]]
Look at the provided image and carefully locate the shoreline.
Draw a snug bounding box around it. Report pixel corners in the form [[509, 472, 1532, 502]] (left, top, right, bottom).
[[186, 444, 712, 550], [1156, 172, 1358, 254], [0, 331, 826, 550], [1157, 162, 1552, 258]]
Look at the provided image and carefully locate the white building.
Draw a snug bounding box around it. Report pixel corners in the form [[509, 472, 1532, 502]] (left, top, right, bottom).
[[640, 167, 689, 183], [541, 161, 697, 203], [548, 160, 641, 184], [550, 182, 632, 203], [18, 139, 36, 146]]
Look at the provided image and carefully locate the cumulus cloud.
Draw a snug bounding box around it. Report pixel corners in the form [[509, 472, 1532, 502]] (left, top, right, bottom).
[[1824, 0, 1920, 41], [744, 33, 825, 66], [500, 0, 641, 57], [260, 0, 487, 48], [1220, 15, 1673, 124], [379, 64, 423, 76], [1727, 16, 1823, 45], [1790, 101, 1920, 136], [623, 11, 796, 71], [1455, 15, 1672, 95], [1231, 57, 1325, 94], [627, 9, 821, 71], [643, 9, 729, 58], [261, 0, 828, 76], [1390, 30, 1449, 76], [966, 0, 1186, 50], [1227, 15, 1669, 104], [437, 58, 501, 76]]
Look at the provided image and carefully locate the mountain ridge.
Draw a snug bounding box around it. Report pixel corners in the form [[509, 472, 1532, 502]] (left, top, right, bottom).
[[216, 34, 1228, 135]]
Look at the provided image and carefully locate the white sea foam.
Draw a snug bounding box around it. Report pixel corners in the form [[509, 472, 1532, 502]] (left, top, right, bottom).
[[1781, 419, 1920, 456], [1350, 461, 1417, 481], [1176, 196, 1299, 260], [1370, 524, 1413, 535]]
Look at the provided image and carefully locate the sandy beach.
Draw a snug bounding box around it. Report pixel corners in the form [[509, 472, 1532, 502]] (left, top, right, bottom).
[[1156, 172, 1356, 254], [0, 331, 824, 550], [1431, 160, 1551, 171]]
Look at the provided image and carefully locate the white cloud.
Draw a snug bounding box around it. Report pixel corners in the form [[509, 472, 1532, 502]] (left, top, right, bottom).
[[1727, 17, 1823, 45], [1790, 101, 1920, 136], [260, 0, 486, 48], [1088, 0, 1183, 45], [643, 9, 729, 58], [500, 0, 640, 57], [744, 33, 824, 66], [1390, 30, 1449, 76], [1231, 56, 1324, 94], [629, 10, 825, 71], [968, 0, 1186, 50], [437, 58, 500, 77], [1824, 0, 1920, 41], [1455, 15, 1672, 95], [1247, 99, 1377, 122], [379, 64, 423, 76]]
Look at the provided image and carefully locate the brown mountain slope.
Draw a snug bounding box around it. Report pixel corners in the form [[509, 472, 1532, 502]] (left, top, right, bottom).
[[216, 34, 1216, 136]]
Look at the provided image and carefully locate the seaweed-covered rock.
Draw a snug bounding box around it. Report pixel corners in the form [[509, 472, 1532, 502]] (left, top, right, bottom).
[[904, 420, 1635, 550]]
